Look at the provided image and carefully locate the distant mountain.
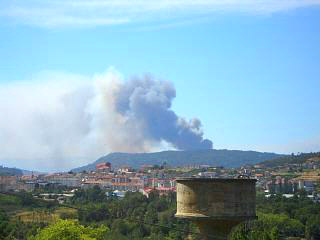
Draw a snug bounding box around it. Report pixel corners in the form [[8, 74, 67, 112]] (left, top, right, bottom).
[[0, 165, 44, 176], [260, 152, 320, 168], [0, 166, 23, 176], [71, 149, 284, 172]]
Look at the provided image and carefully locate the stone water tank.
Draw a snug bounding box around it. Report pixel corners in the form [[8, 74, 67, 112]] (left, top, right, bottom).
[[175, 178, 257, 240]]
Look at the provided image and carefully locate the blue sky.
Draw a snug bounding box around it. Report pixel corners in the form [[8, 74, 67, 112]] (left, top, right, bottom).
[[0, 1, 320, 171]]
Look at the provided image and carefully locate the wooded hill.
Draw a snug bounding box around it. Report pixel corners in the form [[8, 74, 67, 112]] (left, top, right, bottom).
[[0, 166, 23, 176], [260, 152, 320, 168], [72, 149, 283, 172]]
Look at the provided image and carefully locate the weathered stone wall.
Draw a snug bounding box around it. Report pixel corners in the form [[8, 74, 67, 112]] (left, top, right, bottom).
[[176, 178, 256, 219]]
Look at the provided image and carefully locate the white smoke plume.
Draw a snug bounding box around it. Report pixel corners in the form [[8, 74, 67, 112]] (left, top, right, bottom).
[[0, 69, 212, 171]]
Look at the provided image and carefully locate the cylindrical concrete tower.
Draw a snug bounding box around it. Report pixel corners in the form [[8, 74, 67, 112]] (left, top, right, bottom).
[[175, 178, 257, 240]]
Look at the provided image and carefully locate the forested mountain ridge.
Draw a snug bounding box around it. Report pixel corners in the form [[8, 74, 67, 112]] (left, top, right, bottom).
[[0, 166, 23, 176], [72, 149, 284, 172], [260, 152, 320, 168]]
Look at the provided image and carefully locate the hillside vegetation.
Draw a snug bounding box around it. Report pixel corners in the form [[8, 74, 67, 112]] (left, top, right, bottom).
[[1, 187, 320, 239], [260, 152, 320, 168], [72, 149, 283, 172]]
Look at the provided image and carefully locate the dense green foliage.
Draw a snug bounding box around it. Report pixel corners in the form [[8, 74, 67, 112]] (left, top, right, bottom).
[[28, 219, 108, 240], [71, 187, 197, 240], [1, 187, 320, 240], [33, 184, 71, 194], [261, 152, 320, 168], [71, 186, 108, 204], [0, 191, 59, 239], [0, 191, 57, 210], [72, 150, 283, 172], [0, 209, 44, 240], [230, 194, 320, 240]]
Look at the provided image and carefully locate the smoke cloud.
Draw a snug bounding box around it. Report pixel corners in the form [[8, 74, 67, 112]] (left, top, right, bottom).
[[113, 76, 212, 150], [0, 69, 212, 171]]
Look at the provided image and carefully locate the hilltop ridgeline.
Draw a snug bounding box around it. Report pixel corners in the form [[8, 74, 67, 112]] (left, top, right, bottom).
[[71, 149, 283, 172], [0, 166, 23, 176], [260, 152, 320, 168]]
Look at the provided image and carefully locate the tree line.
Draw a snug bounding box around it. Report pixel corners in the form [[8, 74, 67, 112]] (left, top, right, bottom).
[[1, 187, 320, 239]]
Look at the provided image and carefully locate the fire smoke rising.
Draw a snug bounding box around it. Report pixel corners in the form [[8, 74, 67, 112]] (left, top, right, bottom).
[[113, 76, 212, 150], [0, 69, 212, 170]]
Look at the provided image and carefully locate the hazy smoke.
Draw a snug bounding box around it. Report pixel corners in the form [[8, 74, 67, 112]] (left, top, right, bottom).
[[0, 69, 212, 170], [113, 76, 212, 150]]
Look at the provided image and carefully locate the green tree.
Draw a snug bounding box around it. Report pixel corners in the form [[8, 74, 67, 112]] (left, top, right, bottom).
[[270, 227, 279, 240], [305, 215, 320, 240], [28, 219, 108, 240], [0, 209, 14, 239], [18, 191, 36, 207]]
